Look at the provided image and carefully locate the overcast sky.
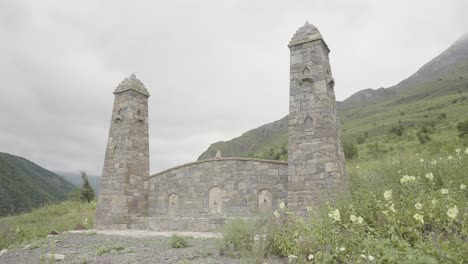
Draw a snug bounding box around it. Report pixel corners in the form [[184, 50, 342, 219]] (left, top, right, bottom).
[[0, 0, 467, 175]]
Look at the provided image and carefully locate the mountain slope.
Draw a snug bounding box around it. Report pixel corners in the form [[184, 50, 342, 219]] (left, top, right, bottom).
[[198, 33, 468, 160], [198, 116, 288, 160], [339, 33, 468, 111], [0, 153, 76, 216]]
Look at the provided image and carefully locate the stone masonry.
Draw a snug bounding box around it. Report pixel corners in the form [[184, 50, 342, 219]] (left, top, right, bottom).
[[95, 74, 150, 229], [95, 23, 348, 231], [287, 22, 348, 214]]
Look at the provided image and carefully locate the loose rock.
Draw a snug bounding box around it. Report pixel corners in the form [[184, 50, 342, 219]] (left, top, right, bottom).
[[42, 254, 65, 261]]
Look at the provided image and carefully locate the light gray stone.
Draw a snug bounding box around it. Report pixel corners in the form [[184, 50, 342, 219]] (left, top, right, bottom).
[[42, 254, 65, 261]]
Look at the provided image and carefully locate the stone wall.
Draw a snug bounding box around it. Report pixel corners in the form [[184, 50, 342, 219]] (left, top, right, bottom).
[[147, 158, 288, 220]]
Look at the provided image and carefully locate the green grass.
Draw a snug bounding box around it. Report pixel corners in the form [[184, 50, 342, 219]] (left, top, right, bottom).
[[96, 242, 131, 256], [0, 200, 95, 249]]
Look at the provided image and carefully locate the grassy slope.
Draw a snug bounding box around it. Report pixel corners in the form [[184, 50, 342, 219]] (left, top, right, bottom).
[[0, 153, 76, 217], [0, 200, 95, 249]]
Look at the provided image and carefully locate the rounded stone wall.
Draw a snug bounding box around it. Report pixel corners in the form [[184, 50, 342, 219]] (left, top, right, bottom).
[[147, 158, 288, 218]]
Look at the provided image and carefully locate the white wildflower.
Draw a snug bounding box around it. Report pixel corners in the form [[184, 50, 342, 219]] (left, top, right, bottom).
[[368, 255, 375, 261], [328, 209, 341, 222], [279, 202, 286, 209], [414, 203, 423, 210], [400, 175, 416, 184], [339, 247, 346, 252], [419, 159, 424, 163], [413, 213, 424, 224], [389, 203, 396, 213], [350, 214, 357, 223], [355, 165, 360, 169], [431, 159, 437, 165], [288, 255, 298, 262], [425, 173, 434, 180], [465, 148, 468, 154], [440, 189, 449, 195], [447, 205, 458, 219], [274, 211, 281, 218], [357, 216, 364, 224], [307, 254, 314, 260], [448, 155, 454, 160], [384, 190, 392, 200], [461, 184, 466, 190], [455, 149, 461, 155], [432, 199, 437, 205], [360, 254, 367, 260]]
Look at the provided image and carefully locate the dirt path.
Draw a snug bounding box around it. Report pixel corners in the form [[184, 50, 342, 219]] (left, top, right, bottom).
[[0, 230, 286, 264]]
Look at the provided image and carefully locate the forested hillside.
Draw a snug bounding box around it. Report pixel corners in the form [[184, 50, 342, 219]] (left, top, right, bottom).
[[0, 153, 75, 216]]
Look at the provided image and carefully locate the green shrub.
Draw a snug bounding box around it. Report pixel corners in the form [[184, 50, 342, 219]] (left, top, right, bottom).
[[356, 135, 366, 144], [96, 242, 129, 256], [389, 125, 404, 136], [220, 218, 256, 257], [417, 132, 431, 144], [343, 141, 358, 160], [457, 119, 468, 138], [170, 234, 190, 248]]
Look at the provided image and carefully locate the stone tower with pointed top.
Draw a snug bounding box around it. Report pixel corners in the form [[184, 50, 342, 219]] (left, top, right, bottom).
[[287, 22, 348, 214], [95, 74, 150, 229]]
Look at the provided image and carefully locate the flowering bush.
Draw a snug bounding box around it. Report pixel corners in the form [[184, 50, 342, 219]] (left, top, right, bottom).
[[221, 150, 467, 263]]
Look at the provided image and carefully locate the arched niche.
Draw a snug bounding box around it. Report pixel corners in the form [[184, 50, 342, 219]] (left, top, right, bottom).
[[304, 116, 314, 130], [258, 189, 273, 212], [209, 187, 223, 215], [168, 193, 179, 215]]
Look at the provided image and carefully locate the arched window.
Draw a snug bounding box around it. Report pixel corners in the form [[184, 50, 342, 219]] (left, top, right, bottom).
[[258, 189, 273, 212], [209, 187, 223, 215], [168, 193, 179, 215]]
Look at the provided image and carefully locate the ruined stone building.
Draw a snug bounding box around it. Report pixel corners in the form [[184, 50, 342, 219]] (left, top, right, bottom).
[[95, 22, 348, 231]]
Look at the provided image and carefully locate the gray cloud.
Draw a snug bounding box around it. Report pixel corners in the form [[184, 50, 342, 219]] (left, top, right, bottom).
[[0, 0, 466, 175]]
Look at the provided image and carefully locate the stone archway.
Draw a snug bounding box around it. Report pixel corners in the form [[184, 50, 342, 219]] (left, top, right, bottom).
[[258, 189, 273, 212], [209, 187, 223, 215]]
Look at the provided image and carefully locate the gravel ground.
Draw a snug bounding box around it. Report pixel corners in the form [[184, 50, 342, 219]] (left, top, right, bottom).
[[0, 230, 287, 264]]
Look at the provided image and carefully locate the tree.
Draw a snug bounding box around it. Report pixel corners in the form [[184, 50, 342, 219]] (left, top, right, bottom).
[[79, 171, 95, 202]]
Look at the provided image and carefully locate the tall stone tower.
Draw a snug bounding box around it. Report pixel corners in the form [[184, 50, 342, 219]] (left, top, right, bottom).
[[95, 74, 150, 229], [287, 22, 348, 214]]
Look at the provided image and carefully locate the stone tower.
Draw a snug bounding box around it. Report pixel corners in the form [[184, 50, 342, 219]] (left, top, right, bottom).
[[95, 74, 150, 229], [287, 22, 348, 214]]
